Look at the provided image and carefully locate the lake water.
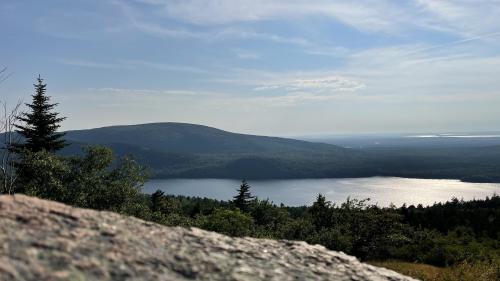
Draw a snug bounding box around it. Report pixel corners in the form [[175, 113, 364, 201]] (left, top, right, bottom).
[[143, 177, 500, 207]]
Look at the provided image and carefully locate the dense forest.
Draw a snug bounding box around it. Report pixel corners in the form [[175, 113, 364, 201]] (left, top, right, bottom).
[[56, 123, 500, 183], [140, 189, 500, 266], [4, 112, 500, 183]]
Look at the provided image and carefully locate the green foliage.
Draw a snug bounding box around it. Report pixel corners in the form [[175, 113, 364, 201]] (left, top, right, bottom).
[[200, 208, 253, 237], [64, 146, 148, 211], [401, 195, 500, 239], [309, 194, 334, 231], [15, 145, 148, 215], [249, 199, 292, 238], [15, 76, 66, 153], [151, 189, 178, 213], [138, 190, 500, 268], [308, 228, 352, 252], [15, 150, 69, 201], [152, 212, 194, 227]]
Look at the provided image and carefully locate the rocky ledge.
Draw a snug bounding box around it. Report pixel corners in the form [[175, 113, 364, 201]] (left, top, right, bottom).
[[0, 195, 417, 281]]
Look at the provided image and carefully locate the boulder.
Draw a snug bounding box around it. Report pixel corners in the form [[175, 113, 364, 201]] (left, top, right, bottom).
[[0, 195, 417, 281]]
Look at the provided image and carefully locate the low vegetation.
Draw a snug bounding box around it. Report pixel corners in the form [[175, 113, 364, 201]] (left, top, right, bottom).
[[370, 260, 500, 281], [141, 191, 500, 264]]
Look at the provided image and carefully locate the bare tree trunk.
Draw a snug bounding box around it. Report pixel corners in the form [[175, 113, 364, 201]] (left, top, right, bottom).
[[0, 67, 11, 84], [0, 67, 22, 194], [0, 100, 22, 194]]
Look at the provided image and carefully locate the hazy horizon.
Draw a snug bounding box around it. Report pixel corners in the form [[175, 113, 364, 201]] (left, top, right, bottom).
[[60, 121, 500, 140], [2, 1, 500, 135]]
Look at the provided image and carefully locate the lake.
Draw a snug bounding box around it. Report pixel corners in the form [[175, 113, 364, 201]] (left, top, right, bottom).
[[143, 177, 500, 207]]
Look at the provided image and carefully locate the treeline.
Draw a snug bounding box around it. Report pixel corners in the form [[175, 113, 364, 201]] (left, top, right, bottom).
[[401, 196, 500, 238], [138, 188, 500, 267]]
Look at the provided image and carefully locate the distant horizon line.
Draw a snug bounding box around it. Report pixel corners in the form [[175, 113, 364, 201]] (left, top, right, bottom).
[[58, 121, 500, 139]]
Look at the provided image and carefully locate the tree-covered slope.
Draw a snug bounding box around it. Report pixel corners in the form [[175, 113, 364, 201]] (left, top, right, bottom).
[[61, 123, 365, 179], [57, 123, 500, 181], [65, 122, 345, 155]]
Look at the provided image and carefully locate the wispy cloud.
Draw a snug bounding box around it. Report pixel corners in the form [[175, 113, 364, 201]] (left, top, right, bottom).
[[233, 49, 261, 60], [415, 0, 500, 36], [136, 0, 490, 36], [129, 0, 500, 39], [127, 18, 310, 45], [136, 0, 408, 33], [6, 0, 500, 133], [88, 87, 225, 97], [58, 58, 208, 74], [129, 21, 210, 39], [119, 60, 208, 74], [57, 59, 128, 69], [113, 0, 310, 45], [406, 31, 500, 56], [254, 76, 365, 93]]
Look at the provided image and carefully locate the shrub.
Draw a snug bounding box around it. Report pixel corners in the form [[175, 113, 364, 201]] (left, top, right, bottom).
[[201, 208, 253, 237], [15, 145, 148, 214], [15, 150, 70, 202]]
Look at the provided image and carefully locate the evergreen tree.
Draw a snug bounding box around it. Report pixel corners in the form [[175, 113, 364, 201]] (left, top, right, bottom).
[[310, 194, 333, 230], [151, 189, 166, 212], [233, 180, 254, 212], [15, 76, 66, 152]]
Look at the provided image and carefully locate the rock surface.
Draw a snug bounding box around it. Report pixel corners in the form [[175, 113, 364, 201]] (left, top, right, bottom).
[[0, 195, 417, 281]]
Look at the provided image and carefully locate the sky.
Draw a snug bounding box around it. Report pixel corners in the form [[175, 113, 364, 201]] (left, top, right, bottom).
[[1, 0, 500, 136]]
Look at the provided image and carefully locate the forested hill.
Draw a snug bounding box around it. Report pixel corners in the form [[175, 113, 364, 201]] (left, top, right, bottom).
[[62, 122, 361, 179], [65, 122, 346, 154], [47, 123, 500, 182]]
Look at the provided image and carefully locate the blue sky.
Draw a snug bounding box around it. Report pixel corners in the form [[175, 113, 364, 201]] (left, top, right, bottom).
[[1, 0, 500, 135]]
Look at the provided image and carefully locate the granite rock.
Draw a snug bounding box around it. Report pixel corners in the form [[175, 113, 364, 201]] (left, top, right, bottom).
[[0, 195, 418, 281]]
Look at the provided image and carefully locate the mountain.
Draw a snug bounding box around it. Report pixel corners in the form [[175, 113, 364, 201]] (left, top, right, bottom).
[[62, 123, 363, 179], [6, 122, 500, 182], [65, 122, 345, 154]]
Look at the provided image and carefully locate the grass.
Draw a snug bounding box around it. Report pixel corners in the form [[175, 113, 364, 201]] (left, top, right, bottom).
[[369, 260, 500, 281]]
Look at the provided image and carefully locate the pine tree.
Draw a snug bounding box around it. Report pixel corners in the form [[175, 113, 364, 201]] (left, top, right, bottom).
[[233, 180, 254, 212], [151, 189, 166, 212], [15, 75, 66, 152], [310, 194, 333, 230]]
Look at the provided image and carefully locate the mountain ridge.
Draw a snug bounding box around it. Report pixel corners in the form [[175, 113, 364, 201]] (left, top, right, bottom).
[[65, 122, 346, 154], [61, 122, 360, 179], [4, 122, 500, 182]]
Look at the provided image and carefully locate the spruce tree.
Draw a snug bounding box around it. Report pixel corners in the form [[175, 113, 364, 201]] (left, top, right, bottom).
[[15, 75, 66, 152], [151, 189, 166, 212], [310, 194, 333, 230], [233, 180, 254, 212]]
